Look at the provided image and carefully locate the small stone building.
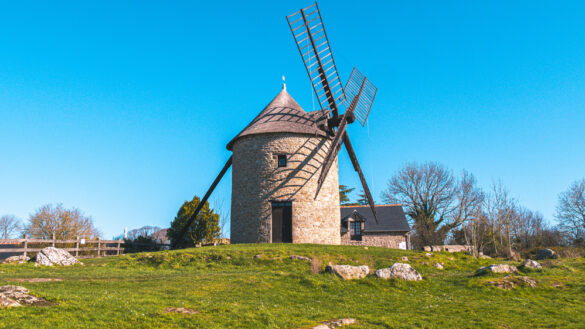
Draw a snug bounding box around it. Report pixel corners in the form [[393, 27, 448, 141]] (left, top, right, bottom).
[[340, 204, 411, 249]]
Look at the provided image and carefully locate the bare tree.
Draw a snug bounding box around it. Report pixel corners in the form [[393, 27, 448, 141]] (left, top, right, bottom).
[[0, 215, 22, 239], [25, 204, 101, 240], [212, 197, 230, 239], [127, 226, 161, 240], [556, 179, 585, 245], [382, 162, 483, 248], [455, 172, 485, 257]]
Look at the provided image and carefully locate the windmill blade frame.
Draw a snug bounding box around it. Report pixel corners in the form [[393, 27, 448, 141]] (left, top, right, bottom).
[[171, 156, 233, 249], [287, 2, 345, 119], [344, 68, 378, 126], [342, 132, 378, 223]]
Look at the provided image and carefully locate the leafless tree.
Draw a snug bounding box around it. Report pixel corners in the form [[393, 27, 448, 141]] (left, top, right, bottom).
[[25, 204, 101, 240], [555, 179, 585, 245], [0, 215, 22, 239], [382, 162, 483, 248], [212, 197, 230, 239], [127, 226, 161, 240]]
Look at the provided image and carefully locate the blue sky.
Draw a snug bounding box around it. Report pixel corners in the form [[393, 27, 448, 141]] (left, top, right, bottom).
[[1, 1, 584, 238]]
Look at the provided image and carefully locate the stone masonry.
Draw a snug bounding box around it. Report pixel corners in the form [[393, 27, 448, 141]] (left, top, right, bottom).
[[231, 132, 340, 245]]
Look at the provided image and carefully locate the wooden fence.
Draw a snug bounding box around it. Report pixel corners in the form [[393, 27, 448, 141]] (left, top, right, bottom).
[[0, 235, 124, 259]]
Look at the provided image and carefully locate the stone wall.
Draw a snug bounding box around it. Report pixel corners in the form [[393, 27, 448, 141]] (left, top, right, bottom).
[[231, 132, 340, 245], [341, 231, 408, 249]]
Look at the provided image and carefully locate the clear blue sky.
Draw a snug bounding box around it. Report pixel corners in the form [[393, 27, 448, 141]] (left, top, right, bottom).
[[1, 1, 584, 238]]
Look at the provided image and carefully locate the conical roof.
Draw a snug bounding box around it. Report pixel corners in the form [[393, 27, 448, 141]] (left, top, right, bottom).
[[226, 85, 328, 150]]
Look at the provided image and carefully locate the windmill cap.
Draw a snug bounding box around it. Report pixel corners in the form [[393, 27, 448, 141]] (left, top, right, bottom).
[[226, 86, 328, 150]]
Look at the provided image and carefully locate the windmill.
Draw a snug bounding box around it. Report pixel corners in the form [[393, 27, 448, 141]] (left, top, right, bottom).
[[286, 2, 379, 221], [171, 2, 378, 248]]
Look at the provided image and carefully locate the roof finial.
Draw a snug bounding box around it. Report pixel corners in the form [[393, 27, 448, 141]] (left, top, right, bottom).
[[282, 75, 286, 90]]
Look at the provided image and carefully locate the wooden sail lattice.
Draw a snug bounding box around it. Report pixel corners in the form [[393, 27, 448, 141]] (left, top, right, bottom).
[[344, 68, 377, 126], [286, 2, 345, 118]]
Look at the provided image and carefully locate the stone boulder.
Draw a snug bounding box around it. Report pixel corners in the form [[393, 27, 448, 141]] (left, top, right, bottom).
[[311, 318, 356, 329], [375, 263, 422, 281], [522, 259, 542, 270], [477, 264, 518, 274], [485, 275, 537, 289], [35, 247, 81, 266], [433, 262, 444, 270], [326, 265, 369, 280], [0, 285, 49, 307], [2, 255, 30, 264], [536, 249, 557, 260], [400, 256, 409, 262], [290, 255, 311, 261]]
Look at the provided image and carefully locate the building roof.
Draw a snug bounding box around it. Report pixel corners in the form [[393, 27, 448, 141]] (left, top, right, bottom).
[[226, 84, 329, 150], [340, 204, 411, 232]]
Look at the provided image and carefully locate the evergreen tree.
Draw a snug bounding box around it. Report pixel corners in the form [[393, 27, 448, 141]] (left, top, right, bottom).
[[339, 185, 355, 205], [167, 196, 220, 248]]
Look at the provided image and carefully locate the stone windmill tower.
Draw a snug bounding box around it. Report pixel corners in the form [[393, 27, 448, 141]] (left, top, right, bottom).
[[227, 83, 341, 244], [171, 2, 379, 248]]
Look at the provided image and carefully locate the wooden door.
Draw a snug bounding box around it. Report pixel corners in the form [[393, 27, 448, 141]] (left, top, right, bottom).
[[272, 202, 292, 243]]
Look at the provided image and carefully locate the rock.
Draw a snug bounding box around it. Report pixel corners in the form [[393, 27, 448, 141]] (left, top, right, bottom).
[[0, 285, 49, 307], [485, 275, 537, 289], [448, 257, 455, 261], [400, 256, 409, 262], [477, 264, 518, 274], [164, 307, 200, 314], [326, 265, 369, 280], [516, 276, 537, 288], [479, 253, 492, 259], [424, 253, 432, 257], [522, 259, 542, 269], [35, 247, 82, 266], [423, 246, 432, 252], [290, 255, 311, 261], [309, 318, 356, 329], [375, 263, 422, 281], [433, 262, 444, 270], [253, 254, 263, 259], [2, 255, 30, 264], [536, 249, 557, 260]]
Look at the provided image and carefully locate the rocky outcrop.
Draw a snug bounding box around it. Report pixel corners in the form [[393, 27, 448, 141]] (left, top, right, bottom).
[[0, 285, 50, 307], [536, 249, 557, 260], [522, 259, 542, 269], [375, 263, 422, 281], [290, 255, 311, 261], [311, 318, 356, 329], [2, 255, 30, 264], [326, 265, 369, 280], [35, 247, 82, 266], [485, 275, 537, 289], [477, 264, 518, 274]]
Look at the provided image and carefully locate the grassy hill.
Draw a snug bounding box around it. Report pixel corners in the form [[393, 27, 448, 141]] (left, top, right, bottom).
[[0, 244, 584, 328]]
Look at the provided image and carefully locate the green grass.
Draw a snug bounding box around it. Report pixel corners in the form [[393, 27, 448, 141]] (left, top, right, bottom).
[[0, 244, 584, 328]]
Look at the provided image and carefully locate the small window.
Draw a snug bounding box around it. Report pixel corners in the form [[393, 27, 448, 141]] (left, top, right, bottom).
[[350, 222, 361, 235], [277, 154, 287, 167]]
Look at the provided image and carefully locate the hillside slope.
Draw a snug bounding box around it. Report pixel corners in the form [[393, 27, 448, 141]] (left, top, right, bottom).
[[0, 244, 584, 328]]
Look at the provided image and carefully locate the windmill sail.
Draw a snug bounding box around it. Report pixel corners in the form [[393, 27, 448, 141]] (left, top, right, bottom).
[[344, 68, 377, 126], [287, 2, 345, 118]]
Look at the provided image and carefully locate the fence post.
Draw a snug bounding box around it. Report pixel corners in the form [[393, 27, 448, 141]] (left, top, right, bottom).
[[75, 236, 79, 258], [116, 238, 121, 256], [97, 238, 101, 257], [23, 235, 28, 259]]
